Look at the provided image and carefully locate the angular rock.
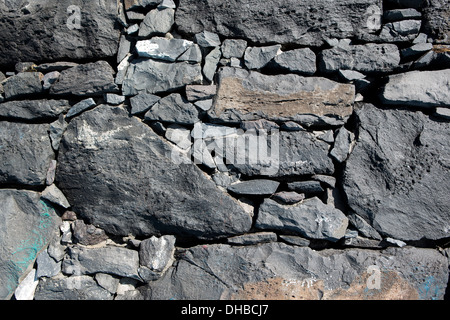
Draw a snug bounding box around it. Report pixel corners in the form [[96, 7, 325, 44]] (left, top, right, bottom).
[[401, 43, 433, 59], [0, 190, 60, 300], [42, 71, 60, 90], [138, 8, 174, 37], [222, 39, 248, 59], [63, 246, 141, 281], [14, 269, 38, 300], [339, 69, 366, 81], [0, 122, 54, 186], [271, 191, 305, 205], [330, 127, 355, 163], [130, 93, 161, 115], [36, 249, 61, 279], [0, 1, 120, 68], [319, 43, 400, 74], [287, 181, 324, 195], [177, 43, 203, 63], [175, 0, 383, 46], [50, 61, 118, 96], [383, 9, 422, 22], [209, 67, 354, 125], [244, 45, 281, 70], [279, 235, 310, 247], [135, 38, 194, 61], [35, 275, 113, 300], [49, 115, 68, 151], [41, 184, 71, 209], [194, 31, 221, 47], [165, 124, 192, 150], [256, 197, 348, 242], [122, 59, 202, 95], [140, 243, 448, 300], [227, 179, 280, 196], [3, 72, 43, 99], [139, 235, 176, 273], [35, 62, 79, 73], [72, 220, 109, 246], [347, 213, 382, 240], [0, 99, 70, 120], [185, 85, 217, 101], [271, 48, 317, 75], [379, 20, 421, 42], [105, 93, 125, 105], [380, 69, 450, 108], [203, 47, 221, 82], [144, 93, 199, 125], [343, 104, 450, 240], [66, 98, 96, 119], [435, 107, 450, 119], [95, 273, 119, 294], [56, 105, 252, 239]]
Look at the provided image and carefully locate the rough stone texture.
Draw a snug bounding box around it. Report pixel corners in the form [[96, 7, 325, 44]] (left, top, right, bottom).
[[244, 45, 281, 70], [227, 179, 280, 195], [422, 0, 450, 43], [175, 0, 383, 46], [130, 93, 161, 115], [62, 246, 141, 281], [122, 59, 202, 95], [139, 235, 176, 273], [139, 243, 448, 300], [271, 48, 317, 75], [209, 67, 354, 125], [343, 104, 450, 241], [72, 220, 109, 246], [56, 105, 252, 240], [0, 0, 120, 68], [144, 93, 199, 125], [380, 69, 450, 108], [50, 61, 118, 96], [319, 44, 400, 74], [0, 99, 69, 120], [3, 72, 43, 99], [256, 197, 348, 242], [379, 20, 422, 42], [0, 190, 61, 300], [138, 8, 175, 37], [135, 38, 194, 61], [0, 122, 54, 186]]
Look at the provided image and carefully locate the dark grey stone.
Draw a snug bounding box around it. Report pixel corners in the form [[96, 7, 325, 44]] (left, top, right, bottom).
[[401, 43, 433, 59], [34, 275, 113, 300], [56, 105, 252, 240], [3, 72, 43, 99], [130, 93, 161, 115], [50, 61, 118, 97], [0, 99, 69, 120], [244, 45, 281, 70], [227, 179, 280, 195], [256, 197, 348, 242], [0, 189, 60, 300], [139, 243, 448, 300], [0, 122, 54, 186], [222, 39, 248, 58], [271, 48, 316, 75], [175, 0, 383, 46], [72, 220, 108, 246], [36, 249, 61, 279], [0, 1, 120, 68], [66, 98, 96, 119], [227, 232, 277, 245], [379, 20, 421, 42], [122, 58, 202, 96], [271, 191, 305, 205], [49, 115, 68, 151], [343, 104, 450, 240], [422, 0, 450, 43], [203, 47, 221, 82], [144, 93, 200, 125], [194, 31, 221, 47], [383, 9, 422, 22], [287, 181, 324, 195], [330, 127, 355, 163]]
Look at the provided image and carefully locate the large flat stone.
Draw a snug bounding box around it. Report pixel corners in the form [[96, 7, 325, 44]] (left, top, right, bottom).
[[208, 67, 354, 126], [343, 104, 450, 241], [0, 0, 120, 68], [56, 105, 252, 240], [175, 0, 383, 46], [0, 190, 61, 300], [139, 242, 448, 300]]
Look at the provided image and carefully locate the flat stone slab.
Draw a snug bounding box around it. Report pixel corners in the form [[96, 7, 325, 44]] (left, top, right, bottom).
[[209, 67, 354, 125]]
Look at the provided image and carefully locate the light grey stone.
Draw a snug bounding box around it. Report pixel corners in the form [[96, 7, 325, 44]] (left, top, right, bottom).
[[41, 184, 70, 209], [145, 93, 200, 125], [14, 269, 38, 300], [165, 124, 192, 150], [330, 127, 355, 163], [227, 179, 280, 195], [244, 45, 281, 70], [135, 37, 194, 61], [435, 107, 450, 119], [222, 39, 248, 58], [177, 43, 202, 63], [139, 235, 176, 273], [42, 71, 60, 90], [194, 31, 221, 47], [401, 43, 433, 58], [271, 48, 316, 75], [95, 273, 119, 294], [3, 72, 43, 99], [36, 249, 61, 279], [66, 98, 96, 119], [203, 47, 221, 82], [379, 20, 421, 42], [138, 8, 175, 37]]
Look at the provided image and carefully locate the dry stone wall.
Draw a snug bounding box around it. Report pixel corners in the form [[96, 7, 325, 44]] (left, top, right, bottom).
[[0, 0, 449, 300]]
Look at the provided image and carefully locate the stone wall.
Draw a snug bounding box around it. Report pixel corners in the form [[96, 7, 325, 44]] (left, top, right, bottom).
[[0, 0, 449, 300]]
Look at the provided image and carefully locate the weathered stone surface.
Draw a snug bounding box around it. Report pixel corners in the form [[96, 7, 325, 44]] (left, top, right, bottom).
[[63, 246, 141, 281], [165, 124, 192, 150], [185, 85, 217, 101], [330, 127, 355, 163], [56, 105, 252, 239], [0, 122, 54, 186], [35, 275, 113, 300], [380, 69, 450, 108], [422, 0, 450, 43], [343, 104, 450, 240], [227, 179, 280, 195], [271, 191, 305, 205], [256, 197, 348, 242], [41, 184, 70, 209], [130, 93, 161, 115], [271, 48, 317, 75], [175, 0, 383, 46], [135, 38, 194, 61], [319, 43, 400, 74], [0, 190, 60, 300], [50, 61, 118, 96], [0, 99, 69, 120], [227, 232, 277, 245], [139, 243, 448, 300], [122, 59, 202, 95], [203, 47, 221, 82], [379, 20, 421, 42], [3, 72, 43, 99], [144, 93, 200, 125], [244, 45, 281, 70], [139, 235, 176, 273], [36, 249, 61, 279], [66, 98, 96, 119], [222, 39, 248, 58], [138, 8, 175, 37], [72, 220, 108, 246], [14, 269, 38, 300], [195, 31, 221, 47], [0, 0, 120, 68], [49, 116, 68, 151], [209, 67, 354, 125], [287, 181, 324, 195], [383, 9, 422, 22]]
